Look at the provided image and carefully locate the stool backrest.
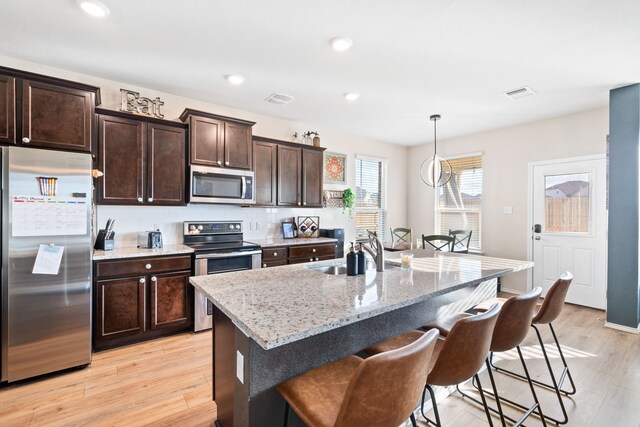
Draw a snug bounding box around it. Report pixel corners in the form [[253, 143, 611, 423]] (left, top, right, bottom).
[[427, 304, 500, 386], [491, 287, 542, 352], [422, 234, 453, 251], [334, 329, 439, 427], [449, 229, 472, 253], [532, 272, 573, 324], [390, 227, 412, 247]]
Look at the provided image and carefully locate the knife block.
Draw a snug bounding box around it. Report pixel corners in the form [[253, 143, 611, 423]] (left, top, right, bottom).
[[94, 229, 115, 250]]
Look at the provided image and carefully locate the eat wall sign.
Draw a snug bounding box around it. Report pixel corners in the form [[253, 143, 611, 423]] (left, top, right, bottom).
[[120, 89, 165, 118]]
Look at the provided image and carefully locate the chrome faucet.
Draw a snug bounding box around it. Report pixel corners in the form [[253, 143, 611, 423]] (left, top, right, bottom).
[[361, 232, 385, 272]]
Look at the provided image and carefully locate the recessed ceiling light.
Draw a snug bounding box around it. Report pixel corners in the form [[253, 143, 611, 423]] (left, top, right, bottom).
[[76, 0, 110, 18], [225, 74, 246, 85], [343, 92, 360, 101], [331, 36, 353, 52]]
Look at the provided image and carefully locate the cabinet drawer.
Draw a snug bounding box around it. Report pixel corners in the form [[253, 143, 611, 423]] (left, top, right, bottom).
[[96, 255, 192, 278], [262, 260, 288, 268], [262, 247, 287, 262], [289, 243, 335, 259]]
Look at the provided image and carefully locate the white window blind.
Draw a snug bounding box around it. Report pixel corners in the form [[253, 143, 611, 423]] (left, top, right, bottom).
[[355, 157, 387, 241], [435, 155, 482, 250]]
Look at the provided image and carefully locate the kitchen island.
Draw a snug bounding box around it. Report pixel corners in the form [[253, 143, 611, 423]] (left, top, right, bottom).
[[190, 249, 533, 427]]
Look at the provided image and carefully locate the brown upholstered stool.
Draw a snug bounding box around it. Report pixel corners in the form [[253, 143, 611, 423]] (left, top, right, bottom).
[[365, 304, 501, 427], [277, 329, 439, 427], [483, 273, 575, 425]]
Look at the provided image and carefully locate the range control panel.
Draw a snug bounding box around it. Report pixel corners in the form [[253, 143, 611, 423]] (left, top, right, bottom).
[[184, 221, 243, 235]]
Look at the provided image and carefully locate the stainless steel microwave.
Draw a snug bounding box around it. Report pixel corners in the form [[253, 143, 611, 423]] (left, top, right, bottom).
[[190, 165, 255, 204]]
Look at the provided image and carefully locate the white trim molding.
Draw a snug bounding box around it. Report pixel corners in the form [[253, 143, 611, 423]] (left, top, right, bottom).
[[604, 321, 640, 335]]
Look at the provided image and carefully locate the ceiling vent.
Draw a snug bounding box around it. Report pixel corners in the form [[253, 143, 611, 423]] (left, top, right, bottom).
[[265, 93, 295, 105], [504, 86, 536, 100]]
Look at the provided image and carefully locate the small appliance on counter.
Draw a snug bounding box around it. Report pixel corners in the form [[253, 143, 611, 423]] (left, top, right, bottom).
[[319, 228, 345, 258], [137, 230, 163, 249]]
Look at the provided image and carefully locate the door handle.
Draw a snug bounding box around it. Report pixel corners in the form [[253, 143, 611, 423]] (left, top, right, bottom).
[[534, 236, 541, 240]]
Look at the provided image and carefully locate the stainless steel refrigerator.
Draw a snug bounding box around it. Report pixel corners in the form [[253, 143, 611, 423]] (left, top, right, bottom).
[[1, 146, 92, 383]]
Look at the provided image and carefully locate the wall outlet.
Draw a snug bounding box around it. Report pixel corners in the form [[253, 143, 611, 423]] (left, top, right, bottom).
[[256, 221, 260, 230], [236, 351, 244, 384], [503, 206, 513, 214]]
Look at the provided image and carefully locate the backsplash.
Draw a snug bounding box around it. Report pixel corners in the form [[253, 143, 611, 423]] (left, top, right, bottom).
[[95, 204, 352, 248]]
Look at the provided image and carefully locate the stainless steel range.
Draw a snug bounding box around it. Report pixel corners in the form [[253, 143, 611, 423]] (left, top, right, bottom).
[[183, 221, 261, 332]]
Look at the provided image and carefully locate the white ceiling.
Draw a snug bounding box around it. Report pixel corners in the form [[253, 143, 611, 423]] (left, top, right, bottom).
[[1, 0, 639, 146]]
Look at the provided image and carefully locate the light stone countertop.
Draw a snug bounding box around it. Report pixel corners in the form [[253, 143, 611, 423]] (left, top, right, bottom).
[[248, 237, 338, 248], [93, 244, 194, 260], [189, 249, 533, 350]]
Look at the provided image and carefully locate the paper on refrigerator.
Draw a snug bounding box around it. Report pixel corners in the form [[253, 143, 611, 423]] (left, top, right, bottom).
[[32, 244, 65, 275]]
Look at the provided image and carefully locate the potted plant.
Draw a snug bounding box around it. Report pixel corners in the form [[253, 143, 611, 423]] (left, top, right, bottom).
[[342, 188, 355, 218]]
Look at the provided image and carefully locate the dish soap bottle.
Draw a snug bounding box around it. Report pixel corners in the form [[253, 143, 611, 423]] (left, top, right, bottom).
[[346, 242, 358, 276], [357, 243, 366, 275]]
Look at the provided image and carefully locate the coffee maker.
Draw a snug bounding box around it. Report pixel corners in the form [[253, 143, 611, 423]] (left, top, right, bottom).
[[319, 228, 345, 258]]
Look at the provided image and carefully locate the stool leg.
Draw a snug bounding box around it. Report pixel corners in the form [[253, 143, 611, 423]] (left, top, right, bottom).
[[283, 402, 289, 427], [410, 412, 418, 427], [484, 359, 507, 427], [421, 384, 441, 426], [532, 324, 569, 424], [516, 345, 547, 427], [549, 322, 577, 395], [474, 374, 494, 427]]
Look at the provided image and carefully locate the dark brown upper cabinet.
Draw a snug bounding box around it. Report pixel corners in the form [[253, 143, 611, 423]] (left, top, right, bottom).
[[180, 109, 255, 170], [253, 139, 278, 206], [96, 109, 186, 206], [253, 136, 326, 208], [0, 75, 15, 144], [0, 66, 100, 153]]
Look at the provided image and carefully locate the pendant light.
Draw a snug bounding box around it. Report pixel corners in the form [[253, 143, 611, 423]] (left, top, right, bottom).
[[420, 114, 452, 187]]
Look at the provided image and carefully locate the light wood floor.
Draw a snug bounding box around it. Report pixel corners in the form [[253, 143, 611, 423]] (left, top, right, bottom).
[[0, 303, 638, 426]]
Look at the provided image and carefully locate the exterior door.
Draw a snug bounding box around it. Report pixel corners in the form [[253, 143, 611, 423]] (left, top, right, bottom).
[[531, 155, 607, 309]]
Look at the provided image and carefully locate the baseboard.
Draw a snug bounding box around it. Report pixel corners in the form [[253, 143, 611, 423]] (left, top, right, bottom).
[[604, 321, 640, 335], [500, 287, 523, 295]]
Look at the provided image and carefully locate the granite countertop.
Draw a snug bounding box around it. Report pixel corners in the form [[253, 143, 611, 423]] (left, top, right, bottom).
[[248, 237, 338, 248], [93, 244, 194, 260], [189, 249, 533, 350]]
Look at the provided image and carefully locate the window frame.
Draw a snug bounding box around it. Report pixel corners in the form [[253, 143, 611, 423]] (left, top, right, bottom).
[[434, 152, 483, 251], [354, 154, 388, 242]]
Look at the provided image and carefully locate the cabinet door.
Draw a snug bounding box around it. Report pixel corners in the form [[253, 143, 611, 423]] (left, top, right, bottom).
[[224, 122, 252, 169], [253, 141, 277, 206], [189, 116, 224, 166], [302, 149, 324, 207], [96, 115, 144, 205], [21, 80, 94, 152], [0, 75, 15, 144], [96, 277, 146, 341], [150, 271, 192, 330], [277, 145, 302, 206], [147, 123, 186, 205]]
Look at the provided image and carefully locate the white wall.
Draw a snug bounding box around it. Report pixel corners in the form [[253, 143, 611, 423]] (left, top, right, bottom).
[[408, 108, 608, 292], [0, 55, 408, 248]]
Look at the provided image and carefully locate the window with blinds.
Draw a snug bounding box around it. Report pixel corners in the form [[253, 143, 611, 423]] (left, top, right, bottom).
[[355, 156, 387, 241], [435, 155, 483, 250]]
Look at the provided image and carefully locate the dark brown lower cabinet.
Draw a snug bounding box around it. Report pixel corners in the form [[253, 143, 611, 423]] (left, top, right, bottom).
[[94, 255, 192, 350], [261, 242, 338, 267]]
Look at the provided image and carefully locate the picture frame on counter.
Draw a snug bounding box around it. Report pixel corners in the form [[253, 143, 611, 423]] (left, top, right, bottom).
[[324, 152, 347, 185], [281, 222, 297, 239]]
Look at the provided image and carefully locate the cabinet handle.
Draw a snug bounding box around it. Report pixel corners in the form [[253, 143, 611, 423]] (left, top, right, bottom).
[[309, 258, 313, 262], [297, 202, 301, 206], [148, 197, 153, 202], [303, 202, 307, 206], [151, 276, 157, 282], [314, 257, 319, 261], [145, 263, 152, 269], [262, 263, 267, 268], [139, 278, 145, 284], [22, 137, 30, 143], [312, 248, 316, 253], [137, 197, 143, 203], [225, 161, 230, 166], [217, 160, 222, 165], [273, 252, 278, 256]]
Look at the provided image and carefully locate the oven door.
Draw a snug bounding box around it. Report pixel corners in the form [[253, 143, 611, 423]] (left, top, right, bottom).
[[193, 250, 261, 332], [190, 165, 255, 204]]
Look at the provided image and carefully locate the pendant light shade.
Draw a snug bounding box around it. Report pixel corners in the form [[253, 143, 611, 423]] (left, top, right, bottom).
[[420, 114, 452, 187]]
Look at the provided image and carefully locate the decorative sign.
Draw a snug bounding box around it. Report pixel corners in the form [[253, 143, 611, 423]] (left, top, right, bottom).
[[120, 89, 165, 118]]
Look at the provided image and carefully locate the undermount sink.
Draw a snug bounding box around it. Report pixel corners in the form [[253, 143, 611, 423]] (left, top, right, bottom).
[[309, 263, 398, 275]]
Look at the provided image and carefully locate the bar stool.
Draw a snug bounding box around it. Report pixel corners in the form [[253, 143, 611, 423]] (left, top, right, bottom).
[[476, 273, 575, 425], [365, 304, 501, 427], [424, 288, 546, 427], [276, 329, 439, 427]]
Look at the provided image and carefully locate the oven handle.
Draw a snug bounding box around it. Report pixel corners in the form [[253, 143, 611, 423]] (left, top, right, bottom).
[[195, 249, 262, 259], [241, 176, 247, 199]]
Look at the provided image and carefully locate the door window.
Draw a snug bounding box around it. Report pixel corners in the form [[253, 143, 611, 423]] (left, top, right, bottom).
[[544, 173, 590, 233]]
